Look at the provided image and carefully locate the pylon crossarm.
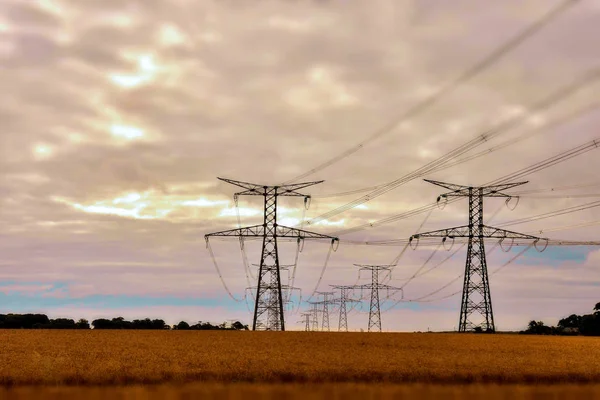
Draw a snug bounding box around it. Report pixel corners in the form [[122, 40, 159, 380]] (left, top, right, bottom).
[[277, 180, 325, 193], [276, 225, 338, 241], [481, 226, 545, 240], [377, 284, 403, 291], [353, 264, 395, 268], [204, 224, 265, 238], [235, 189, 265, 196], [218, 177, 265, 193], [352, 284, 373, 289], [425, 179, 528, 198], [411, 225, 470, 239], [411, 225, 545, 241]]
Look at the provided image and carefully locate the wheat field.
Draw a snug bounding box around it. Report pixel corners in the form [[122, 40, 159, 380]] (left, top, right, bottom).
[[1, 330, 600, 398]]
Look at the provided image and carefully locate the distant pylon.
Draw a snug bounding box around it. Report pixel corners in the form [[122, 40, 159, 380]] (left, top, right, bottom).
[[310, 302, 319, 331], [299, 313, 311, 331], [315, 291, 334, 331], [330, 285, 360, 332], [410, 179, 546, 332], [205, 178, 338, 331], [353, 265, 402, 332]]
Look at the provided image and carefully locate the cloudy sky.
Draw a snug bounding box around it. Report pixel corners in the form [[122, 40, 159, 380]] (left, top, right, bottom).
[[1, 0, 599, 331]]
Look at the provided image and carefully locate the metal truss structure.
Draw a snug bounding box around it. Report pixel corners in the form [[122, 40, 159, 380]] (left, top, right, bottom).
[[309, 291, 335, 332], [410, 179, 546, 332], [299, 313, 312, 331], [330, 285, 360, 332], [310, 302, 320, 331], [205, 178, 338, 331], [353, 265, 403, 332]]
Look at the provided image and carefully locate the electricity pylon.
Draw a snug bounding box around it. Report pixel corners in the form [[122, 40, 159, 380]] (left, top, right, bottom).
[[330, 285, 360, 332], [353, 265, 403, 332], [314, 291, 334, 331], [299, 313, 311, 331], [410, 179, 546, 332], [310, 302, 320, 331], [205, 178, 338, 331]]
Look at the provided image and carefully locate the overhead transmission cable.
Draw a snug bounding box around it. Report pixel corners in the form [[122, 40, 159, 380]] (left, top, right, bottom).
[[285, 0, 581, 184], [315, 100, 599, 200], [497, 199, 600, 229], [386, 200, 505, 288], [307, 69, 599, 225], [334, 134, 600, 237], [390, 242, 532, 306]]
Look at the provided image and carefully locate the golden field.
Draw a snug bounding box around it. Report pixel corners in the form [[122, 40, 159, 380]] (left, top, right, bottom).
[[3, 383, 600, 400], [1, 330, 600, 385], [2, 330, 600, 398]]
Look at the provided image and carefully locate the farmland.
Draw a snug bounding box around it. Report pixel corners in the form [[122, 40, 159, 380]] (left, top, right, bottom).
[[1, 331, 600, 398]]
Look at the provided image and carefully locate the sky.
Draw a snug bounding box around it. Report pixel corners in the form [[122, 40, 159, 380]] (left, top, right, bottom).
[[0, 0, 599, 331]]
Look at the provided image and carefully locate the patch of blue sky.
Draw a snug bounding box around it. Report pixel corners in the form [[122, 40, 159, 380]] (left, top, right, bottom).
[[0, 283, 248, 314], [508, 245, 593, 266]]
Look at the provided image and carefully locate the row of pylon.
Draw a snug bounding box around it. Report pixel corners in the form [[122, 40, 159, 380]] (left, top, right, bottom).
[[205, 177, 546, 333]]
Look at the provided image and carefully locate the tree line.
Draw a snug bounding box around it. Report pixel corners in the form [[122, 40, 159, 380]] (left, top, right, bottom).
[[522, 302, 600, 336], [0, 314, 248, 330]]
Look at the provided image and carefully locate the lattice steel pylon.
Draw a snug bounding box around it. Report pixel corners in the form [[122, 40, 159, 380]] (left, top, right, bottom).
[[330, 285, 360, 332], [353, 265, 403, 332], [315, 291, 334, 331], [299, 313, 311, 331], [410, 179, 546, 333], [310, 302, 320, 331], [205, 178, 338, 331]]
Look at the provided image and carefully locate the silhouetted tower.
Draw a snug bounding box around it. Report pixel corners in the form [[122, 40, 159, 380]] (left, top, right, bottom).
[[315, 291, 334, 331], [205, 178, 338, 331], [353, 265, 403, 332], [310, 302, 319, 331], [299, 313, 311, 331], [410, 180, 545, 332], [246, 282, 300, 318], [330, 285, 360, 332]]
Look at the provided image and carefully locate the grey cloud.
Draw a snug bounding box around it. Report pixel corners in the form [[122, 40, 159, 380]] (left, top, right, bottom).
[[0, 0, 599, 330]]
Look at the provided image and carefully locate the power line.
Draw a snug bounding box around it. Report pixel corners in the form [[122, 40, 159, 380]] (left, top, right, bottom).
[[306, 69, 599, 225], [333, 134, 600, 236], [285, 0, 582, 184], [314, 100, 599, 201]]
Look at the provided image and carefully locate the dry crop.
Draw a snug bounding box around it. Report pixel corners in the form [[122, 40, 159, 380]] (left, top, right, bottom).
[[1, 330, 600, 386], [4, 383, 600, 400]]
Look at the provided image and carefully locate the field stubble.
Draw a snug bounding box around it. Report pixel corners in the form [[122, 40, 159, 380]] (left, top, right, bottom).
[[1, 330, 600, 387]]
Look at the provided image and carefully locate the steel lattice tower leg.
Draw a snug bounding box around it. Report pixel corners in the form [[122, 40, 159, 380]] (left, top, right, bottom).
[[253, 188, 285, 331], [311, 303, 319, 331], [368, 268, 382, 332], [459, 188, 495, 332], [322, 302, 330, 331], [338, 288, 348, 332]]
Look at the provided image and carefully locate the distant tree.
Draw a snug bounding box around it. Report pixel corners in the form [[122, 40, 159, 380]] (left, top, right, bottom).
[[524, 320, 553, 335], [175, 321, 190, 330], [92, 318, 114, 329], [48, 318, 76, 329], [558, 314, 582, 329], [580, 314, 600, 336], [231, 321, 249, 331], [595, 302, 600, 315], [75, 319, 90, 329], [0, 314, 50, 329], [153, 319, 169, 330]]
